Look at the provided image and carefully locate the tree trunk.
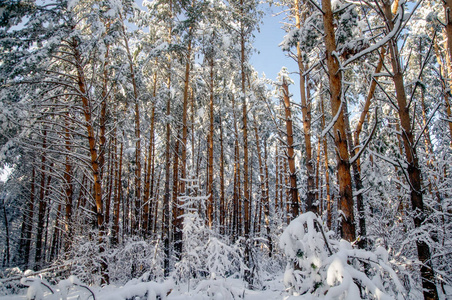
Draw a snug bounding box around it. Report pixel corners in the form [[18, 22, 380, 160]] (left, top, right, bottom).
[[181, 29, 192, 197], [275, 145, 280, 214], [294, 0, 316, 213], [240, 4, 251, 275], [148, 71, 158, 235], [98, 34, 110, 205], [173, 134, 182, 258], [2, 199, 10, 266], [71, 37, 108, 283], [24, 165, 36, 267], [163, 82, 172, 277], [42, 167, 52, 263], [113, 130, 123, 244], [163, 1, 173, 275], [263, 139, 272, 256], [207, 56, 215, 228], [177, 27, 192, 247], [284, 155, 290, 224], [64, 113, 73, 253], [105, 142, 113, 231], [444, 0, 452, 72], [321, 0, 355, 241], [253, 113, 265, 234], [433, 37, 452, 143], [232, 94, 241, 241], [320, 88, 332, 229], [315, 140, 321, 213], [281, 80, 299, 219], [49, 202, 62, 261], [35, 129, 47, 270], [153, 168, 162, 235], [72, 38, 104, 231], [121, 19, 142, 235], [382, 2, 438, 299], [352, 48, 387, 244], [143, 105, 154, 236], [219, 113, 226, 235]]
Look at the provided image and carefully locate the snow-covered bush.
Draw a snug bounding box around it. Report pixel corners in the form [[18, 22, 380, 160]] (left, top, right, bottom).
[[205, 236, 244, 279], [280, 212, 406, 299], [69, 235, 106, 286], [173, 216, 244, 284], [174, 178, 244, 285], [69, 232, 164, 286], [108, 237, 164, 284], [0, 267, 24, 296]]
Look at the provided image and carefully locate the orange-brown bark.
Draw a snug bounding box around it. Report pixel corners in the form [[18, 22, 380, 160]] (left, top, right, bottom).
[[383, 2, 438, 298], [282, 80, 299, 219], [295, 0, 316, 213], [321, 0, 355, 241]]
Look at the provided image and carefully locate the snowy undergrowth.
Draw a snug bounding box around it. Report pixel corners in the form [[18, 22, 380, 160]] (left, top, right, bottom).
[[280, 212, 406, 299], [3, 211, 434, 300], [0, 274, 286, 300]]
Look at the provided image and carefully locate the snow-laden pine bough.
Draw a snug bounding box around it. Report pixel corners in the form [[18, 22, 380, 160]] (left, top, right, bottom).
[[18, 276, 173, 300], [280, 212, 406, 299], [19, 275, 96, 300]]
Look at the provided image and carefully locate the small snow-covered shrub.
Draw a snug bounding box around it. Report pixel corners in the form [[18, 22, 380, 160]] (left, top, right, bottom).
[[0, 267, 24, 295], [280, 212, 406, 299], [174, 178, 244, 284], [173, 201, 210, 283], [173, 205, 244, 284], [70, 232, 164, 285], [204, 236, 244, 279], [69, 235, 106, 285], [108, 237, 164, 284]]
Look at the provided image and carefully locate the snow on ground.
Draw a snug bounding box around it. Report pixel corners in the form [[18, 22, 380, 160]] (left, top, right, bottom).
[[0, 274, 287, 300], [2, 269, 452, 299]]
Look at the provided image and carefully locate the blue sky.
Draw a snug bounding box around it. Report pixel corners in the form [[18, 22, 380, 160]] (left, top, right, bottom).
[[251, 4, 301, 101]]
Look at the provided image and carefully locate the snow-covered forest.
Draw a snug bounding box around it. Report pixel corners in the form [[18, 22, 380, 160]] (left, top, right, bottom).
[[0, 0, 451, 298]]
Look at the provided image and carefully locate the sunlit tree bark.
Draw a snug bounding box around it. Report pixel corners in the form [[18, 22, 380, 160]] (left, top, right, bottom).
[[321, 0, 355, 241]]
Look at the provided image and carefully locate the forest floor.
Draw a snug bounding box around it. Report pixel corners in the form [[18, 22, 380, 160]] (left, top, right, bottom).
[[2, 274, 452, 299], [0, 272, 291, 300]]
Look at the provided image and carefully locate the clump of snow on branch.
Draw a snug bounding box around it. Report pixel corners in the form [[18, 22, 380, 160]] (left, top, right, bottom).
[[280, 212, 406, 299], [277, 67, 294, 86]]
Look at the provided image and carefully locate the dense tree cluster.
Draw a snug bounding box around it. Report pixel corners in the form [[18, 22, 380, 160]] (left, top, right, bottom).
[[0, 0, 451, 299]]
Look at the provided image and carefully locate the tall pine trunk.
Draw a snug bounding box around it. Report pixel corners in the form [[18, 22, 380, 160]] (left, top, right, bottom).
[[321, 0, 355, 241], [121, 19, 142, 235], [295, 0, 316, 213], [35, 129, 47, 270], [72, 37, 108, 283], [64, 113, 73, 253], [163, 1, 173, 276], [281, 80, 299, 219], [207, 56, 215, 228], [23, 165, 36, 267], [383, 2, 438, 299]]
